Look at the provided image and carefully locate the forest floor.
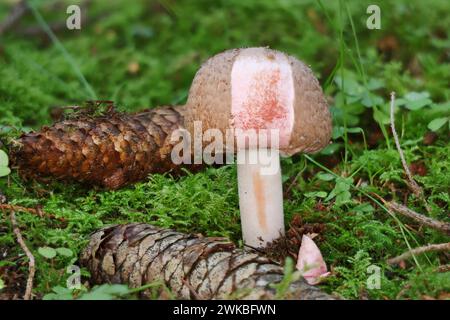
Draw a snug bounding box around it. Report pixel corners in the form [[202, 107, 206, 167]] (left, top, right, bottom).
[[0, 0, 449, 300]]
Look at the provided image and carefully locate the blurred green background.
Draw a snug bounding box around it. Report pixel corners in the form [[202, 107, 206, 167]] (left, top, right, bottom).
[[1, 0, 448, 127]]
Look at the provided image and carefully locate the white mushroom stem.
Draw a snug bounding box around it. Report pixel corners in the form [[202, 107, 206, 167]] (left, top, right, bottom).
[[237, 148, 284, 248]]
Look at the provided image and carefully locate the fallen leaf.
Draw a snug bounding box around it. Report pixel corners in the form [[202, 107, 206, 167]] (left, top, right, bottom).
[[296, 235, 330, 285]]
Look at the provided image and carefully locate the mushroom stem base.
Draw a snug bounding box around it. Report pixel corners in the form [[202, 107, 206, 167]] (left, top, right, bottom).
[[237, 148, 285, 248]]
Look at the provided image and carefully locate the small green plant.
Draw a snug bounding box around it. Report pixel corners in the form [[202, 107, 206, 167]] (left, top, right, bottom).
[[306, 171, 355, 207], [43, 284, 129, 300], [428, 116, 449, 132], [271, 257, 301, 299], [333, 250, 373, 299], [325, 177, 354, 207], [78, 284, 131, 300], [0, 150, 10, 177], [38, 247, 74, 259], [395, 91, 433, 111], [43, 281, 174, 300], [399, 267, 450, 299], [43, 286, 85, 300]]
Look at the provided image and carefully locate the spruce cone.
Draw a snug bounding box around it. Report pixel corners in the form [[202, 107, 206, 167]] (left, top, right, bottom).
[[12, 106, 189, 189], [80, 223, 334, 300]]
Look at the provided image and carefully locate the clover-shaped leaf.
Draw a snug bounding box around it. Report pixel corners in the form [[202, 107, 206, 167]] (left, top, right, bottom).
[[38, 247, 57, 259], [404, 91, 432, 110], [0, 150, 8, 167], [427, 117, 448, 132], [0, 150, 10, 177], [56, 247, 74, 257]]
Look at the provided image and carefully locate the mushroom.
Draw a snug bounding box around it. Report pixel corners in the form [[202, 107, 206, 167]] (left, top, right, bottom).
[[185, 47, 331, 248]]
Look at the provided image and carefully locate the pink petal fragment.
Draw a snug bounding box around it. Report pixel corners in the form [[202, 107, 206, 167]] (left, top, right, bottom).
[[296, 235, 330, 285]]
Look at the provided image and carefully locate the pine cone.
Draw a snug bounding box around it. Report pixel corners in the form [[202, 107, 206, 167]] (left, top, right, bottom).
[[80, 223, 334, 300], [11, 105, 191, 189]]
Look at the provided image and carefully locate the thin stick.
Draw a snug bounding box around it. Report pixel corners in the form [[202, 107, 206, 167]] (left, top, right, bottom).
[[17, 0, 94, 37], [386, 201, 450, 236], [0, 204, 64, 222], [26, 1, 97, 100], [388, 242, 450, 265], [389, 92, 424, 198], [8, 209, 35, 300]]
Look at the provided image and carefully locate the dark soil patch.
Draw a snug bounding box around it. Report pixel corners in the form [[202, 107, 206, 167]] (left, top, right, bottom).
[[263, 215, 326, 264]]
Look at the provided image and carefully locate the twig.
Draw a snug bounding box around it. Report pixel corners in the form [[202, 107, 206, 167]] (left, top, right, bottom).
[[389, 92, 432, 214], [0, 0, 28, 36], [388, 242, 450, 265], [386, 201, 450, 236], [26, 0, 97, 100], [389, 92, 424, 198], [371, 192, 449, 235], [0, 204, 64, 222], [8, 209, 35, 300], [284, 170, 303, 197]]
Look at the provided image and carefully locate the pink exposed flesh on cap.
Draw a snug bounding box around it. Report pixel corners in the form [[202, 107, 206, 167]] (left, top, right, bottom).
[[231, 51, 294, 149]]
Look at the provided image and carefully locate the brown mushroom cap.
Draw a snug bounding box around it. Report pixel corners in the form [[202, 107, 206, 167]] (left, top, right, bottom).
[[185, 47, 332, 156]]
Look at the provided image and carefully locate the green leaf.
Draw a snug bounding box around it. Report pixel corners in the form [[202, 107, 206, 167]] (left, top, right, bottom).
[[404, 91, 432, 110], [43, 286, 74, 300], [361, 92, 384, 108], [42, 293, 58, 300], [430, 101, 450, 111], [406, 98, 432, 110], [316, 172, 335, 181], [427, 117, 448, 132], [332, 126, 345, 139], [0, 167, 11, 177], [325, 177, 353, 204], [373, 108, 390, 125], [38, 247, 57, 259], [320, 143, 342, 155], [332, 127, 364, 139], [0, 150, 8, 167], [0, 278, 4, 290], [304, 191, 328, 198], [346, 127, 364, 134], [78, 284, 130, 300], [353, 203, 375, 213], [394, 98, 407, 107], [405, 91, 430, 101], [367, 78, 384, 90], [335, 191, 352, 206], [56, 247, 73, 257]]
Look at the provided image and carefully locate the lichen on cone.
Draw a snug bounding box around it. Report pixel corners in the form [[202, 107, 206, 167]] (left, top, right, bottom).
[[11, 105, 190, 189]]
